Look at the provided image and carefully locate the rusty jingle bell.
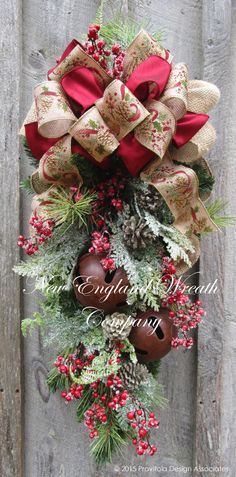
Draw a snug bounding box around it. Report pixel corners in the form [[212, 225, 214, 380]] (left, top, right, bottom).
[[73, 253, 130, 313], [129, 308, 177, 363]]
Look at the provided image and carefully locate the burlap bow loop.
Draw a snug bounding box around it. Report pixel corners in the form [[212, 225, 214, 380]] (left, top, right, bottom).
[[34, 81, 76, 138]]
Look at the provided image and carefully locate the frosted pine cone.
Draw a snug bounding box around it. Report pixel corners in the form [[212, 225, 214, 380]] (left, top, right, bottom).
[[102, 312, 132, 340], [137, 186, 166, 213], [118, 362, 149, 390], [122, 215, 154, 250]]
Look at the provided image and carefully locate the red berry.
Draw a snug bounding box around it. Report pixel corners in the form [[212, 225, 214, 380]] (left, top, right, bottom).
[[88, 27, 98, 40], [59, 365, 67, 374], [139, 428, 147, 438], [136, 447, 144, 456], [93, 52, 100, 61], [136, 409, 143, 416], [127, 411, 135, 420], [87, 44, 95, 54], [97, 39, 105, 49], [112, 44, 121, 55]]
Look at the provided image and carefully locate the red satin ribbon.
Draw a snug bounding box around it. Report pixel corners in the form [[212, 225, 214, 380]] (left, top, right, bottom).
[[25, 40, 209, 177], [173, 112, 209, 147]]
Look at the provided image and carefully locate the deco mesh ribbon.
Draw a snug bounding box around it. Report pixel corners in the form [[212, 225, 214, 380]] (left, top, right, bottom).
[[21, 29, 220, 271]]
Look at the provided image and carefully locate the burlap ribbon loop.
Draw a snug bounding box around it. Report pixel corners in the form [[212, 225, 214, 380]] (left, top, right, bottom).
[[134, 101, 176, 159], [48, 41, 112, 88], [122, 29, 173, 82], [35, 81, 76, 138]]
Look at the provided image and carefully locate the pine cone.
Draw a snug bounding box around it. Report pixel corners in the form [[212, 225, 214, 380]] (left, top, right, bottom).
[[102, 312, 132, 340], [122, 215, 154, 249], [137, 186, 165, 213], [118, 362, 149, 390], [137, 186, 173, 224]]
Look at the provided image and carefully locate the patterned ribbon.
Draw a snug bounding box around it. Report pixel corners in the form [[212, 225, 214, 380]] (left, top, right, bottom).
[[140, 153, 219, 271], [20, 29, 220, 270], [21, 30, 213, 187]]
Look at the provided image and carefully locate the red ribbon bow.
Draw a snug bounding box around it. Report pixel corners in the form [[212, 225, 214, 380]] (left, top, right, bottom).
[[25, 39, 208, 176]]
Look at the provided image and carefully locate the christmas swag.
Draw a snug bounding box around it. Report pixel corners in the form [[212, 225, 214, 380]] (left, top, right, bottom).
[[16, 13, 231, 464]]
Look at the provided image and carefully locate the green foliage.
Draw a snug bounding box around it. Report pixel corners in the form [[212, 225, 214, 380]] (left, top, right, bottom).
[[21, 136, 38, 167], [206, 198, 235, 228], [110, 222, 165, 311], [21, 312, 45, 337], [144, 211, 194, 266], [146, 360, 161, 378], [47, 366, 70, 393], [72, 154, 104, 187], [135, 374, 167, 411], [70, 349, 121, 385], [100, 15, 163, 50], [14, 224, 89, 293], [127, 178, 174, 225], [120, 339, 137, 364], [90, 413, 133, 465], [41, 187, 96, 227], [76, 385, 94, 422], [192, 163, 215, 196], [20, 176, 34, 195]]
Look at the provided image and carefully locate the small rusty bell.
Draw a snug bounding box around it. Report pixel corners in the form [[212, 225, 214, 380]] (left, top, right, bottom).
[[73, 253, 130, 313], [129, 308, 177, 363]]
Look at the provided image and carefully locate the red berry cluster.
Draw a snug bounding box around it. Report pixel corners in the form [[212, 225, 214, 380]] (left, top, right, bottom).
[[91, 170, 126, 223], [87, 171, 127, 270], [18, 214, 55, 255], [70, 185, 82, 203], [83, 24, 125, 78], [89, 231, 111, 254], [127, 409, 159, 456], [84, 374, 130, 439], [88, 231, 115, 271], [161, 257, 205, 349]]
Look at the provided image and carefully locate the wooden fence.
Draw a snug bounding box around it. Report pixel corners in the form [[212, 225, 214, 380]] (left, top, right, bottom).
[[0, 0, 235, 476]]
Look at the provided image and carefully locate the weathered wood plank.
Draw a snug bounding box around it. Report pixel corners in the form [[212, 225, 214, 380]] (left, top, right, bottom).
[[0, 1, 23, 476], [196, 1, 236, 476]]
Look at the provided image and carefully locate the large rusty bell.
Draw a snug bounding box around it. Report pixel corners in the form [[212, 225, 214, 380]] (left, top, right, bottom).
[[73, 253, 130, 313], [129, 308, 177, 363]]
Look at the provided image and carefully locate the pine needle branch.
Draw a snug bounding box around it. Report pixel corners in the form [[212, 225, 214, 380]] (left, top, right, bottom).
[[100, 15, 163, 50], [20, 176, 34, 195], [206, 198, 235, 228], [41, 187, 96, 227], [21, 136, 39, 167]]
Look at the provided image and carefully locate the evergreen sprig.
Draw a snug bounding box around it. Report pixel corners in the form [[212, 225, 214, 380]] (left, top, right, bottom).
[[192, 162, 215, 196], [20, 176, 34, 195], [21, 136, 39, 167], [21, 312, 45, 337], [100, 15, 163, 50], [41, 187, 96, 227], [206, 198, 235, 228], [90, 414, 133, 464], [72, 154, 104, 187]]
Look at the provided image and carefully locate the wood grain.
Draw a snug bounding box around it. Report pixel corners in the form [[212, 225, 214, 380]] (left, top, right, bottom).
[[195, 1, 236, 476], [0, 1, 22, 476]]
